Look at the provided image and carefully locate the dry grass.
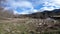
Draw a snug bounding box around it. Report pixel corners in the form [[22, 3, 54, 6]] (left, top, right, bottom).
[[0, 18, 60, 34], [0, 18, 29, 34]]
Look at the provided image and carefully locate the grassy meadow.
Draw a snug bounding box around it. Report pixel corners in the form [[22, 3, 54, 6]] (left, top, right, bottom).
[[0, 18, 60, 34]]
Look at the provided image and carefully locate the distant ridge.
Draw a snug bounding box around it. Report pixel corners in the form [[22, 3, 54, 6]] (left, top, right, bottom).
[[19, 9, 60, 19]]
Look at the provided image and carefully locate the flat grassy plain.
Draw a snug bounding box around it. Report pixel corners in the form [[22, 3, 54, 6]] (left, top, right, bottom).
[[0, 18, 29, 34], [0, 18, 60, 34]]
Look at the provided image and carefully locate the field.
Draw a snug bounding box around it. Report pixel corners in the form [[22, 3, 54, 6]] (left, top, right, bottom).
[[0, 18, 29, 34], [0, 18, 60, 34]]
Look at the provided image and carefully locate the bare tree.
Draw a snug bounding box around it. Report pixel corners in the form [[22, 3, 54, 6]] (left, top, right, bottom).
[[0, 7, 14, 18]]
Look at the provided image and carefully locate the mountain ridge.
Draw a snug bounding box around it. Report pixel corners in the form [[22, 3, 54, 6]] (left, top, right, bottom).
[[19, 9, 60, 19]]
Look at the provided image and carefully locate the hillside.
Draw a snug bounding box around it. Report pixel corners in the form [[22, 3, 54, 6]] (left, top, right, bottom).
[[19, 9, 60, 19], [0, 9, 60, 34]]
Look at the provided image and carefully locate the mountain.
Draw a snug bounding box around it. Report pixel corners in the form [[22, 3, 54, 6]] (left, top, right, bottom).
[[16, 9, 60, 19], [21, 9, 60, 18]]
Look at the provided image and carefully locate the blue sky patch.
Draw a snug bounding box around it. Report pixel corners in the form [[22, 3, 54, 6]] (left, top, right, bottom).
[[0, 0, 60, 14]]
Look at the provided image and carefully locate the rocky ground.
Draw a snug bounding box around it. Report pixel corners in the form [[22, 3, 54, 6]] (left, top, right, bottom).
[[0, 18, 60, 34]]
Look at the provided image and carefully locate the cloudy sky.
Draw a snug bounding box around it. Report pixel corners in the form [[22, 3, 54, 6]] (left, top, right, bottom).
[[0, 0, 60, 14]]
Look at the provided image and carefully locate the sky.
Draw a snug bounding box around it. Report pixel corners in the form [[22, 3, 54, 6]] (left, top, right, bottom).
[[0, 0, 60, 14]]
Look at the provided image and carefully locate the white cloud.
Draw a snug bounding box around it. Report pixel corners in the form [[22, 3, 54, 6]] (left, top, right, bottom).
[[1, 0, 34, 14], [51, 0, 60, 5], [13, 10, 19, 14], [10, 1, 33, 9], [14, 9, 38, 14], [1, 0, 60, 14], [33, 9, 38, 12], [40, 7, 55, 11], [39, 0, 60, 11]]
